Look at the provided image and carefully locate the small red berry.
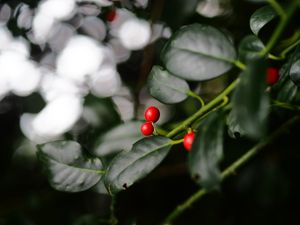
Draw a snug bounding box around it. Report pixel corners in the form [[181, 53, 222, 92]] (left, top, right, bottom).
[[144, 106, 160, 123], [183, 131, 195, 151], [141, 122, 154, 136], [106, 10, 117, 22], [266, 67, 279, 85]]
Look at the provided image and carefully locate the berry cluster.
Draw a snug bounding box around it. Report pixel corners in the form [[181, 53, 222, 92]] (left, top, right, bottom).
[[140, 106, 160, 136], [140, 106, 196, 151]]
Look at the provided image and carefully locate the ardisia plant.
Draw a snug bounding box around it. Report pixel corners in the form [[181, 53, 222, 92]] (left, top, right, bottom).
[[2, 0, 300, 225]]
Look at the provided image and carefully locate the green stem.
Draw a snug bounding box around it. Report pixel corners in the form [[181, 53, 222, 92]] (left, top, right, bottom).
[[166, 79, 239, 138], [233, 60, 246, 70], [280, 37, 300, 58], [272, 100, 300, 110], [191, 96, 229, 129], [163, 116, 300, 225], [170, 139, 184, 145], [109, 195, 118, 225], [267, 0, 286, 18], [259, 1, 298, 56], [187, 91, 205, 107], [155, 126, 169, 136]]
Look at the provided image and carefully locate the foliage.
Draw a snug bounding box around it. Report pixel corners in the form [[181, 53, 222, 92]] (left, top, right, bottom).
[[2, 0, 300, 225]]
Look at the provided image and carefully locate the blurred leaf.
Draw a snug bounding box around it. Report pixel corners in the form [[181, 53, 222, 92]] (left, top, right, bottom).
[[105, 136, 172, 194], [93, 121, 143, 158], [238, 35, 264, 62], [188, 111, 224, 189], [226, 110, 245, 138], [37, 140, 104, 192], [147, 66, 190, 104], [250, 6, 278, 35], [232, 57, 269, 139], [84, 96, 121, 130], [161, 0, 199, 30], [161, 24, 236, 81]]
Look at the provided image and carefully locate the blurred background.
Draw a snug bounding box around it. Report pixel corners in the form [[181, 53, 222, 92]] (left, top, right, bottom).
[[1, 0, 300, 225]]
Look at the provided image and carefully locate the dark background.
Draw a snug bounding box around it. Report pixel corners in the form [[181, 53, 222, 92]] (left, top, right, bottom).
[[1, 0, 300, 225]]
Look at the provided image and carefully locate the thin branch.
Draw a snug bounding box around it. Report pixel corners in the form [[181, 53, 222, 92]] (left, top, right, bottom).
[[163, 116, 300, 225]]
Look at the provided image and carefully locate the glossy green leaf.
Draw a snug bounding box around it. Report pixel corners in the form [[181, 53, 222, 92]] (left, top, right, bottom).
[[274, 46, 300, 102], [105, 136, 172, 194], [231, 57, 269, 139], [289, 46, 300, 87], [250, 6, 277, 35], [147, 66, 190, 104], [93, 121, 143, 157], [238, 35, 264, 62], [188, 111, 224, 190], [37, 141, 104, 192], [290, 59, 300, 86], [161, 24, 237, 81]]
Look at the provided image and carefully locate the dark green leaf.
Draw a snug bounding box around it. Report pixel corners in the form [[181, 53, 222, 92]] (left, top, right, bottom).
[[161, 24, 237, 81], [226, 110, 245, 138], [37, 141, 104, 192], [105, 136, 172, 194], [250, 6, 278, 35], [238, 35, 264, 62], [188, 111, 224, 190], [289, 46, 300, 87], [274, 46, 300, 102], [93, 121, 143, 157], [290, 59, 300, 86], [232, 57, 269, 139], [147, 66, 190, 104]]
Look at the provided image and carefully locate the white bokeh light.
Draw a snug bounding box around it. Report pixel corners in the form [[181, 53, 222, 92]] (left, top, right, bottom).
[[89, 66, 122, 98], [56, 35, 105, 83], [40, 70, 88, 102], [32, 96, 83, 138], [38, 0, 76, 20], [0, 51, 41, 97], [118, 18, 151, 50]]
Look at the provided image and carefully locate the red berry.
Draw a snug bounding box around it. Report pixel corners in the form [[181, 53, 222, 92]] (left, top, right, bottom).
[[106, 10, 117, 22], [183, 131, 195, 151], [141, 122, 154, 136], [266, 67, 279, 85], [144, 106, 160, 122]]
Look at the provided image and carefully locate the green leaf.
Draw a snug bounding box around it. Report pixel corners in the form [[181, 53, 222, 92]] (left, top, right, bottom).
[[231, 57, 269, 139], [188, 111, 224, 190], [161, 24, 237, 81], [250, 6, 278, 35], [238, 35, 264, 62], [290, 59, 300, 86], [289, 46, 300, 87], [105, 136, 172, 194], [37, 141, 104, 192], [147, 66, 190, 104], [226, 110, 245, 139], [273, 46, 300, 102], [93, 179, 109, 195], [93, 121, 143, 157]]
